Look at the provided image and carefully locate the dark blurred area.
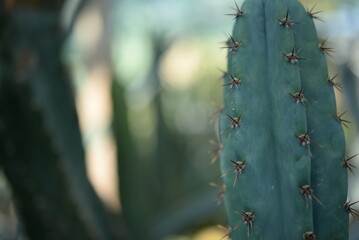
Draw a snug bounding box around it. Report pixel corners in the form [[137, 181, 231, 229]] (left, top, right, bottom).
[[0, 0, 358, 239]]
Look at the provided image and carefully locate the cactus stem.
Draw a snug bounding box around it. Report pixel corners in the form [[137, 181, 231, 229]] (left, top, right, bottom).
[[220, 0, 348, 237], [222, 33, 241, 54], [303, 231, 317, 240], [221, 160, 245, 187], [210, 182, 226, 205], [300, 184, 324, 208], [344, 200, 359, 218], [276, 10, 301, 30], [336, 111, 351, 129], [307, 4, 323, 22], [327, 73, 342, 92], [225, 1, 245, 20], [289, 88, 316, 104], [319, 39, 334, 57], [221, 114, 241, 138], [209, 140, 223, 163], [283, 48, 308, 64], [232, 211, 255, 236], [343, 154, 359, 175]]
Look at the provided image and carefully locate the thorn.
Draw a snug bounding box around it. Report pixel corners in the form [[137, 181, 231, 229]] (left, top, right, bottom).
[[221, 160, 245, 187], [297, 132, 311, 147], [336, 111, 351, 129], [218, 225, 232, 240], [297, 131, 321, 157], [300, 184, 323, 208], [276, 9, 301, 30], [231, 211, 255, 237], [289, 88, 316, 104], [210, 182, 226, 205], [225, 1, 245, 20], [319, 39, 334, 57], [303, 231, 317, 240], [283, 48, 308, 65], [222, 33, 241, 54], [210, 102, 224, 124], [219, 70, 241, 96], [217, 67, 227, 80], [343, 154, 359, 175], [220, 114, 241, 139], [307, 4, 323, 21], [297, 131, 322, 148], [327, 73, 342, 92], [219, 32, 234, 48], [209, 140, 223, 164], [344, 200, 359, 218]]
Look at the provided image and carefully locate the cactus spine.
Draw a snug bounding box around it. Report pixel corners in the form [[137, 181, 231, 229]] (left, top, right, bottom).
[[219, 0, 348, 239]]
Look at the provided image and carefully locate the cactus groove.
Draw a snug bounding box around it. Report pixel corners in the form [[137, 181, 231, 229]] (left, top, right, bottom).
[[219, 0, 347, 239]]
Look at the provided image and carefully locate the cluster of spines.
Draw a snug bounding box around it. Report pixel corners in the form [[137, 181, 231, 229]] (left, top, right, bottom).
[[208, 1, 359, 239]]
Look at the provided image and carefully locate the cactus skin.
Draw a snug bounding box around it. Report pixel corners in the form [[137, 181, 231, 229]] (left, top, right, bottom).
[[219, 0, 347, 239], [289, 1, 348, 238]]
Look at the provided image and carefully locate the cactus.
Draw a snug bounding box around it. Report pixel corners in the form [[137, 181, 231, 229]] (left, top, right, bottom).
[[219, 0, 348, 239]]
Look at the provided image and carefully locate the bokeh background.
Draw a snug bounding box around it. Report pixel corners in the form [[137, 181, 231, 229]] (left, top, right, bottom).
[[1, 0, 359, 239]]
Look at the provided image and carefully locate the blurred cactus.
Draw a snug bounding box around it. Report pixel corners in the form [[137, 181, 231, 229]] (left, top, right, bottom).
[[219, 0, 347, 239], [113, 34, 223, 239], [112, 80, 143, 240], [0, 2, 114, 239]]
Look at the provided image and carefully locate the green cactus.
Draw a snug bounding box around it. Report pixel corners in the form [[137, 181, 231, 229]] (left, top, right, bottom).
[[219, 0, 348, 239]]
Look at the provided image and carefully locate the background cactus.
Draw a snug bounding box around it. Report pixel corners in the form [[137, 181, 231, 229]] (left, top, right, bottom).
[[0, 2, 115, 239], [219, 0, 348, 239]]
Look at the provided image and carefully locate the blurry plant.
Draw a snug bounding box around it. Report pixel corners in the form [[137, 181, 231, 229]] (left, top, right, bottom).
[[113, 33, 223, 239], [111, 0, 229, 238], [0, 1, 118, 239]]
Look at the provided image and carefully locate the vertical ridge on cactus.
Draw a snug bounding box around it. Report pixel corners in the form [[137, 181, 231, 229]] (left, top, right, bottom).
[[219, 0, 347, 239]]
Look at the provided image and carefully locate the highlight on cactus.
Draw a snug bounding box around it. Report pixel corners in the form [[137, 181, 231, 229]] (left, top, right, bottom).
[[215, 0, 356, 239]]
